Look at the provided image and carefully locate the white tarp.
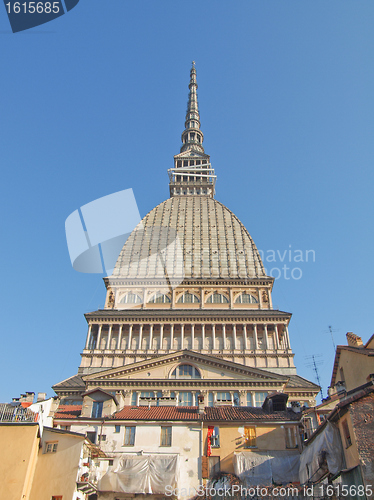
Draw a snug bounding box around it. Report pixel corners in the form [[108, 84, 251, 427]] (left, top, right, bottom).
[[234, 451, 300, 486], [98, 454, 178, 494], [299, 421, 344, 484]]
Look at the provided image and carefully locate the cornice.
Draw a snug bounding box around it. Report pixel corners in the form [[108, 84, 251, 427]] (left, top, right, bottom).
[[84, 309, 291, 324]]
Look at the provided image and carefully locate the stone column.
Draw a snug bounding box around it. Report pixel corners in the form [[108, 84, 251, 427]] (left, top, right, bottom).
[[191, 390, 197, 406], [85, 325, 92, 349], [233, 325, 237, 350], [253, 324, 258, 350], [202, 324, 205, 349], [149, 324, 153, 350], [212, 324, 216, 350], [170, 324, 174, 349], [181, 324, 184, 349], [118, 325, 123, 349], [274, 324, 280, 349], [191, 324, 195, 350], [107, 325, 113, 350], [160, 324, 164, 350], [264, 324, 269, 350], [285, 325, 291, 349], [128, 325, 133, 350], [222, 324, 226, 350], [243, 324, 248, 350], [139, 325, 143, 350], [97, 325, 102, 350]]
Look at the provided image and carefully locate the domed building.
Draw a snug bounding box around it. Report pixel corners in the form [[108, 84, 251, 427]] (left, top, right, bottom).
[[54, 64, 319, 409]]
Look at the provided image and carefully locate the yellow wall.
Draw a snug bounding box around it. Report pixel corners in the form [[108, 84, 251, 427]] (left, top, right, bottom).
[[336, 350, 373, 392], [29, 428, 84, 500], [0, 424, 39, 500], [203, 423, 298, 474], [337, 413, 360, 470]]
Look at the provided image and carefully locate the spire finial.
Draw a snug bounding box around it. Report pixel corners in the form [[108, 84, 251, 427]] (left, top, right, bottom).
[[168, 64, 216, 199], [180, 62, 204, 154]]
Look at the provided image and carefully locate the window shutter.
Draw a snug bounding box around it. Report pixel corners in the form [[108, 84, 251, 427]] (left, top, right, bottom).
[[201, 456, 209, 478]]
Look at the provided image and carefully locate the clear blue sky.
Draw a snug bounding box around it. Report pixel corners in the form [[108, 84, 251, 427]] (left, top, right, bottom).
[[1, 1, 374, 403]]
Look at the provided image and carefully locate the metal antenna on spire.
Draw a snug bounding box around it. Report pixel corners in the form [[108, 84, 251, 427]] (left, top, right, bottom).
[[305, 354, 324, 400]]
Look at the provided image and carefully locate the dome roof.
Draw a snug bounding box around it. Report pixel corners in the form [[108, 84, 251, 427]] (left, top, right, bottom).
[[112, 196, 266, 280]]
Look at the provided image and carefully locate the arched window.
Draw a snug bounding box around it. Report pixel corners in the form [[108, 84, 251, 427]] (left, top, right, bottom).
[[177, 292, 200, 304], [148, 292, 171, 304], [235, 293, 258, 304], [171, 364, 201, 379], [120, 293, 142, 304], [206, 292, 229, 304]]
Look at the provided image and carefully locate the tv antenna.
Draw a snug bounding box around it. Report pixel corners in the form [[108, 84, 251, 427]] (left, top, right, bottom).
[[305, 354, 324, 399], [326, 325, 337, 352]]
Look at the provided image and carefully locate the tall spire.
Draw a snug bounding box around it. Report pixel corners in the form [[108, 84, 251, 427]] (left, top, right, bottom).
[[168, 62, 216, 198], [180, 61, 204, 154]]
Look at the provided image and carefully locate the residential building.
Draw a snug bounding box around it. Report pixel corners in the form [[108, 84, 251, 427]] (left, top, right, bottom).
[[299, 333, 374, 498], [0, 393, 100, 500]]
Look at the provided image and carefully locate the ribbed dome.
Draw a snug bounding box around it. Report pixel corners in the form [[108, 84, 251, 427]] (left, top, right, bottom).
[[112, 196, 266, 280]]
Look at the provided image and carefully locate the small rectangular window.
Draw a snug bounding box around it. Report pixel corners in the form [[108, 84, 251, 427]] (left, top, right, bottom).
[[45, 441, 58, 453], [160, 426, 172, 446], [92, 401, 103, 418], [285, 426, 298, 448], [244, 426, 256, 448], [124, 426, 136, 446], [211, 426, 220, 448], [115, 425, 121, 433], [51, 497, 63, 500]]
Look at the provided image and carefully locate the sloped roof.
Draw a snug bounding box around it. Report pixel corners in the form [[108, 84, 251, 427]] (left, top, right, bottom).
[[54, 404, 300, 422], [54, 405, 83, 419], [52, 374, 85, 390], [203, 406, 300, 422]]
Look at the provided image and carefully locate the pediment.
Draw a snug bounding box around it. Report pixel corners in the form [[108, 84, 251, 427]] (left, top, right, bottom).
[[174, 150, 209, 160], [83, 350, 288, 384]]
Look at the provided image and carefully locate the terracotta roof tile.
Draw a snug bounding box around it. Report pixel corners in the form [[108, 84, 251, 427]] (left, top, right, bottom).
[[54, 404, 82, 419], [113, 406, 200, 421], [203, 406, 300, 422], [111, 405, 300, 422]]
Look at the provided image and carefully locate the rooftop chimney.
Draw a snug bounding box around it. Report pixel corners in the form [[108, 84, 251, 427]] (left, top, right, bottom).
[[37, 392, 47, 402], [346, 332, 363, 347]]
